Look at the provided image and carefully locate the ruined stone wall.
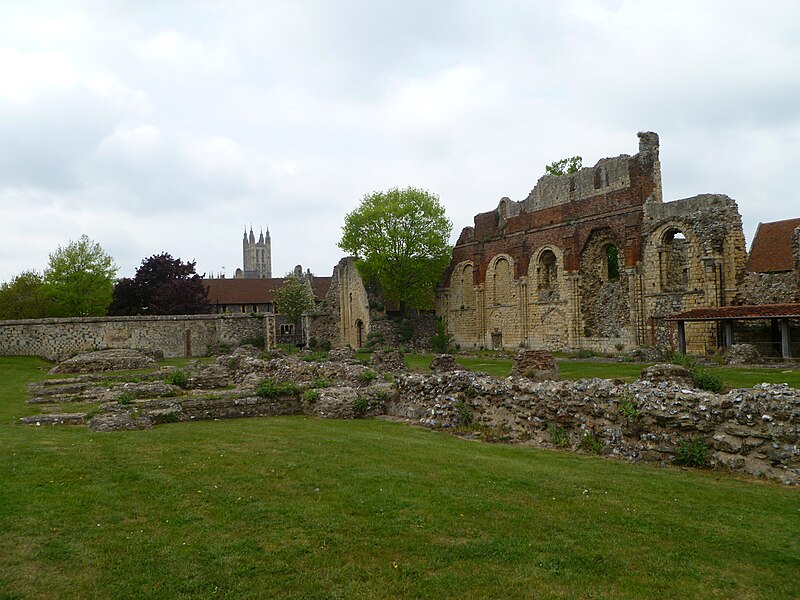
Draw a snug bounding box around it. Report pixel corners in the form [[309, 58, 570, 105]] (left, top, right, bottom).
[[738, 272, 800, 305], [440, 133, 748, 356], [306, 257, 372, 349], [389, 371, 800, 484], [0, 314, 268, 361]]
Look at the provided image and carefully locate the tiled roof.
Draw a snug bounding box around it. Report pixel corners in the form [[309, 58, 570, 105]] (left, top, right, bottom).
[[204, 277, 332, 306], [746, 217, 800, 273], [665, 303, 800, 321]]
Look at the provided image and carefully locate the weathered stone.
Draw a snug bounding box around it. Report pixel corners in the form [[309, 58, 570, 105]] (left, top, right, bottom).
[[371, 348, 407, 373], [639, 363, 694, 386], [725, 343, 761, 365], [50, 349, 157, 374], [511, 349, 560, 381], [429, 354, 463, 372], [328, 346, 356, 362], [87, 412, 153, 432]]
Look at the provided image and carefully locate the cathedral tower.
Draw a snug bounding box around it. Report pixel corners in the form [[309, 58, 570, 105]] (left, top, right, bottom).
[[239, 226, 272, 278]]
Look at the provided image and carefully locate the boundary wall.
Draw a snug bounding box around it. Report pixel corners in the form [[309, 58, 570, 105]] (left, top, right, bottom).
[[0, 314, 275, 361]]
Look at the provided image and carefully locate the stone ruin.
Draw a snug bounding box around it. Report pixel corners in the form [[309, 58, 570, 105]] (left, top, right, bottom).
[[510, 349, 560, 381], [49, 348, 159, 373], [22, 348, 800, 485]]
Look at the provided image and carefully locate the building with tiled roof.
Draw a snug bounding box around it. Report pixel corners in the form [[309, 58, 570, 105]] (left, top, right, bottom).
[[746, 217, 800, 273]]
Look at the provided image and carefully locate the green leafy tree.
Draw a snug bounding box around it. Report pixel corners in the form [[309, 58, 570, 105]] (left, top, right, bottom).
[[273, 274, 314, 338], [545, 156, 583, 176], [338, 187, 452, 311], [44, 235, 118, 317], [0, 271, 50, 320]]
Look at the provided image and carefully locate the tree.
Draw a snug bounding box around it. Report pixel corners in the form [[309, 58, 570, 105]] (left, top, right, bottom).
[[545, 156, 583, 176], [0, 271, 50, 320], [109, 253, 209, 315], [273, 274, 314, 339], [338, 187, 452, 311], [44, 235, 117, 317]]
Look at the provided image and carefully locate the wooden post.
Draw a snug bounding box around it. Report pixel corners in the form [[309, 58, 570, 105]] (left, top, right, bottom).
[[677, 321, 686, 354], [184, 330, 192, 357]]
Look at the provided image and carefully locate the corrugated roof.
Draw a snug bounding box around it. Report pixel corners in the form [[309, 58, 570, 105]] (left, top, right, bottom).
[[746, 217, 800, 273], [665, 303, 800, 321], [204, 277, 332, 306]]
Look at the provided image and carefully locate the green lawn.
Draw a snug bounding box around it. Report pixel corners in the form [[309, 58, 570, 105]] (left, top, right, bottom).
[[1, 356, 799, 599]]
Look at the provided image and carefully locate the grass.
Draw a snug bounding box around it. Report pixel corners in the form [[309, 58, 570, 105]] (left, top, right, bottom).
[[1, 357, 799, 598], [403, 353, 800, 388]]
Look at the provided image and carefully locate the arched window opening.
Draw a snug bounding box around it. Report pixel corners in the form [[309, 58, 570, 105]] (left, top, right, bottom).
[[606, 245, 620, 280], [661, 229, 690, 292], [538, 250, 557, 290]]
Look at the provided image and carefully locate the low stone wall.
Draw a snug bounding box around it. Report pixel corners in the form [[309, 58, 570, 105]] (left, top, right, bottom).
[[0, 314, 270, 360], [390, 371, 800, 484]]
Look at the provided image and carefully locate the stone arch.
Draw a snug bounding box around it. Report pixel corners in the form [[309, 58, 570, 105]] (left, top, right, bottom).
[[529, 245, 563, 302], [450, 261, 476, 310], [645, 222, 703, 294], [579, 228, 630, 338], [486, 254, 515, 306]]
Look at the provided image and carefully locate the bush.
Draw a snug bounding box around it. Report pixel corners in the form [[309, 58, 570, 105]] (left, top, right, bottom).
[[673, 438, 708, 467], [358, 369, 377, 384], [240, 335, 265, 348], [575, 349, 596, 358], [302, 389, 320, 402], [398, 319, 414, 343], [318, 339, 331, 352], [547, 423, 568, 447], [302, 351, 329, 362], [353, 396, 369, 416], [166, 371, 189, 388], [669, 351, 697, 369], [256, 378, 300, 398], [311, 377, 331, 389], [431, 318, 455, 354], [117, 392, 135, 405], [692, 369, 724, 392]]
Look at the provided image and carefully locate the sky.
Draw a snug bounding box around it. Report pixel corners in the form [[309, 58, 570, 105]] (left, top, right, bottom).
[[1, 0, 799, 282]]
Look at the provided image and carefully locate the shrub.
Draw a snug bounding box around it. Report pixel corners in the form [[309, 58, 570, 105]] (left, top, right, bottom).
[[669, 351, 697, 369], [673, 438, 708, 468], [302, 351, 329, 362], [692, 369, 724, 392], [311, 377, 331, 389], [454, 400, 473, 425], [318, 339, 331, 352], [302, 389, 320, 402], [256, 378, 300, 398], [241, 335, 265, 348], [619, 395, 640, 419], [117, 392, 135, 405], [547, 423, 568, 447], [579, 431, 603, 454], [353, 396, 369, 416], [431, 318, 455, 354], [358, 369, 377, 384], [167, 371, 189, 388], [398, 319, 414, 343], [575, 349, 596, 358]]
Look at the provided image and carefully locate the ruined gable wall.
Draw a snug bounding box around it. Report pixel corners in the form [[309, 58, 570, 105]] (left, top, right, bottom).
[[641, 194, 748, 353], [442, 132, 661, 351]]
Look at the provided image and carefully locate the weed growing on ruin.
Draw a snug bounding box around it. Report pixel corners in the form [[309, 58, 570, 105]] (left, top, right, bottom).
[[117, 392, 135, 405], [240, 335, 265, 349], [454, 400, 473, 425], [574, 349, 597, 359], [619, 394, 640, 419], [166, 371, 189, 388], [358, 369, 377, 384], [669, 351, 697, 369], [464, 384, 477, 398], [311, 378, 331, 389], [353, 396, 369, 416], [302, 389, 320, 403], [302, 351, 329, 362], [673, 438, 709, 467], [256, 378, 300, 398], [579, 431, 603, 454], [547, 423, 569, 447]]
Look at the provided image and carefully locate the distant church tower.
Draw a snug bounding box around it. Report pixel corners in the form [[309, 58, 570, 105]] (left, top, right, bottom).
[[236, 226, 272, 278]]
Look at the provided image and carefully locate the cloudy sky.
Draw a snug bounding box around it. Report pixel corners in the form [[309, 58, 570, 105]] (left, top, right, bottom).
[[1, 0, 798, 282]]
